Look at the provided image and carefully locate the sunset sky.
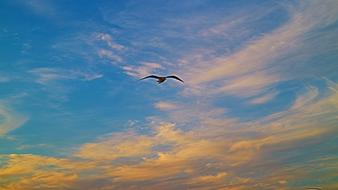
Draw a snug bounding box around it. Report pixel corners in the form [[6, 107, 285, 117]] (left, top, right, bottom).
[[1, 0, 338, 189]]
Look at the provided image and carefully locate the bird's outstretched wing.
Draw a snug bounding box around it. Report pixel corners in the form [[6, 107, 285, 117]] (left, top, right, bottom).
[[166, 75, 184, 83], [140, 75, 161, 80]]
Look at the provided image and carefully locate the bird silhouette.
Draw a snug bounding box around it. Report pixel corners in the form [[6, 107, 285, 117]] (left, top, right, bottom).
[[140, 75, 184, 84]]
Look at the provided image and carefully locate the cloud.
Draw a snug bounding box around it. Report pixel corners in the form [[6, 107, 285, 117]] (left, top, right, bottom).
[[1, 87, 338, 190], [198, 4, 277, 38], [249, 91, 278, 105], [29, 68, 103, 85], [0, 154, 92, 190], [123, 62, 163, 78], [95, 33, 125, 64], [97, 49, 123, 63], [51, 32, 126, 66], [75, 131, 154, 161], [291, 86, 319, 110], [154, 101, 179, 111], [96, 33, 125, 51], [189, 172, 228, 184], [214, 72, 280, 97], [182, 0, 338, 98], [0, 104, 28, 136]]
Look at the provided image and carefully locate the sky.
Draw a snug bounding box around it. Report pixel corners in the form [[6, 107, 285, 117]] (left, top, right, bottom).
[[0, 0, 338, 189]]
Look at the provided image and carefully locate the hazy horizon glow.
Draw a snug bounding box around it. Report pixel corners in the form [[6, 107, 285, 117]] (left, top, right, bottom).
[[1, 0, 338, 189]]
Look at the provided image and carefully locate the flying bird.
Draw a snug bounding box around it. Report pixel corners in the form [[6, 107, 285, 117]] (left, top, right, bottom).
[[140, 75, 184, 84]]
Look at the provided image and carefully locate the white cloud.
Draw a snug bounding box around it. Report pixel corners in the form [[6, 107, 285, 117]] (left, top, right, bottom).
[[95, 33, 126, 64], [81, 73, 103, 81], [29, 68, 103, 85], [96, 33, 125, 51], [0, 104, 28, 136], [214, 72, 280, 97], [97, 49, 123, 63], [198, 5, 277, 38], [249, 91, 278, 105], [182, 0, 338, 98], [123, 62, 163, 78]]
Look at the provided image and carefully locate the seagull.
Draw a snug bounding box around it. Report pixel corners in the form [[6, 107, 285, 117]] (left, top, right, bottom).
[[140, 75, 184, 84]]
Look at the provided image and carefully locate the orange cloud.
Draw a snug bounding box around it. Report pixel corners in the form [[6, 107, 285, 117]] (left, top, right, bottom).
[[1, 82, 337, 189], [0, 154, 93, 190]]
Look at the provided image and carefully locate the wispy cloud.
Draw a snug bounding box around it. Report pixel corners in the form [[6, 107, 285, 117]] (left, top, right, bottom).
[[123, 62, 163, 78], [181, 0, 338, 98], [96, 33, 126, 51], [291, 86, 319, 110], [97, 48, 123, 63], [0, 103, 28, 136], [95, 33, 125, 64], [154, 101, 179, 111], [28, 67, 103, 85], [249, 91, 278, 105], [198, 4, 277, 38]]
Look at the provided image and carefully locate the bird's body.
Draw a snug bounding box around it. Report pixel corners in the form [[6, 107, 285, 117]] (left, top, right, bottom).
[[156, 76, 166, 84], [140, 75, 184, 84]]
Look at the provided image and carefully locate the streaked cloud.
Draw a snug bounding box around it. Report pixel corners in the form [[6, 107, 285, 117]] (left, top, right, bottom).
[[94, 32, 126, 64], [182, 0, 338, 98], [214, 72, 280, 97], [96, 33, 125, 51], [97, 48, 123, 63], [154, 101, 179, 111], [291, 86, 319, 110], [28, 67, 103, 85], [123, 62, 163, 78], [249, 91, 278, 105], [0, 103, 28, 136]]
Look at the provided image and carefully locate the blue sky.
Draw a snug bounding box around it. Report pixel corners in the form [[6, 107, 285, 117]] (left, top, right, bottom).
[[1, 0, 338, 189]]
